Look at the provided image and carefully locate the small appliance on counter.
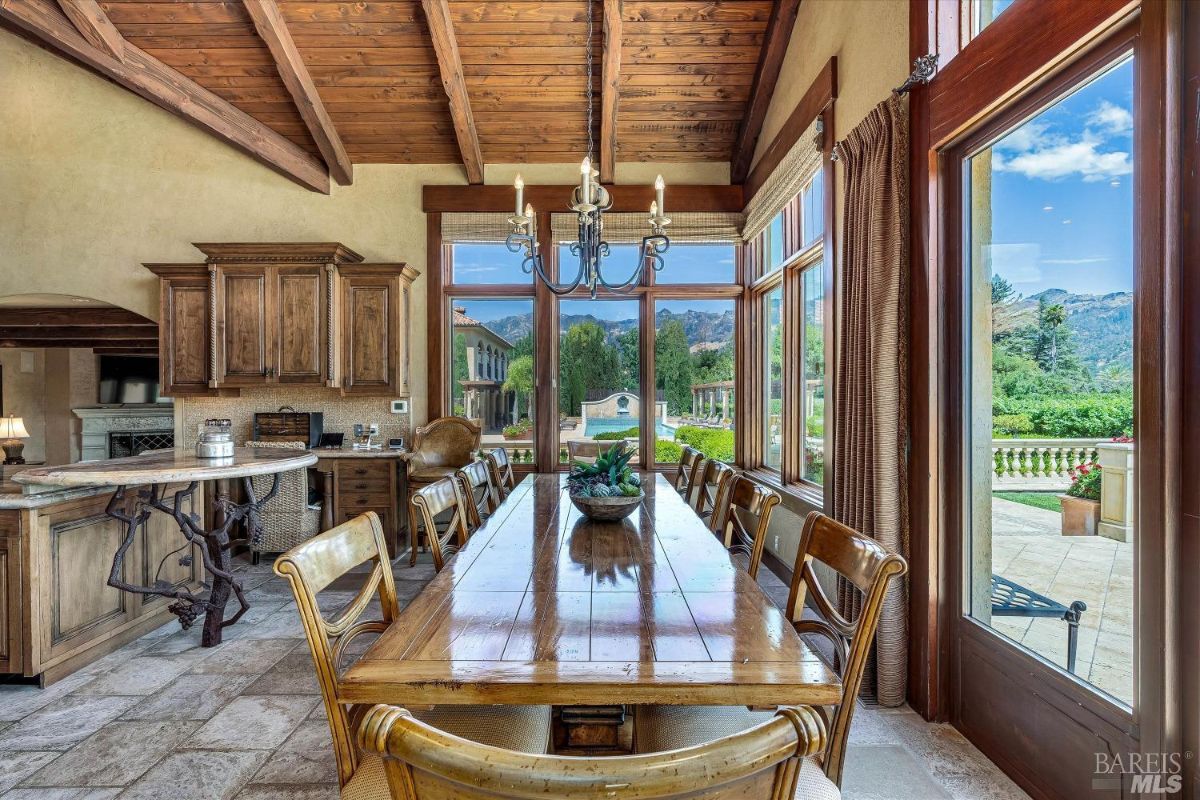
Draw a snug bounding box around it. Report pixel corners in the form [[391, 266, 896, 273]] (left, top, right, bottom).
[[352, 423, 380, 451], [253, 407, 324, 448], [196, 419, 234, 459]]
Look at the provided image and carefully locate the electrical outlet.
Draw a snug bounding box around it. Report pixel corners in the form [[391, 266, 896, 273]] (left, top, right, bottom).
[[390, 399, 409, 414]]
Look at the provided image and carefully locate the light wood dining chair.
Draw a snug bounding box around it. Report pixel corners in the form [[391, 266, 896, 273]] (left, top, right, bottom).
[[455, 459, 498, 534], [409, 477, 471, 572], [673, 445, 703, 496], [273, 512, 551, 798], [709, 474, 781, 579], [636, 511, 907, 789], [685, 458, 735, 523], [485, 447, 516, 500], [352, 702, 836, 799]]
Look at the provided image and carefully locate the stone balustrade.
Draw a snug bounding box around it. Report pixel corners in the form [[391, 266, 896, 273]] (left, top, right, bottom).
[[991, 438, 1104, 490]]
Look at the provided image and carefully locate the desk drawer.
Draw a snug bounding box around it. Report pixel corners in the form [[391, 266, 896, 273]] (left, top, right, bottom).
[[338, 476, 391, 493], [340, 463, 392, 481], [341, 491, 393, 509], [339, 508, 393, 532]]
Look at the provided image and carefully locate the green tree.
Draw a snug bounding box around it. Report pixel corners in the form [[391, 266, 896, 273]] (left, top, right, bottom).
[[654, 319, 693, 415], [616, 328, 640, 391], [558, 322, 619, 416], [1036, 300, 1068, 372], [509, 333, 533, 361], [502, 354, 535, 419], [991, 274, 1015, 305]]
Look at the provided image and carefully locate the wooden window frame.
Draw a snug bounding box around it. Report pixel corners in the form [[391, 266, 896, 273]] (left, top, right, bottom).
[[741, 108, 836, 510], [425, 186, 745, 475]]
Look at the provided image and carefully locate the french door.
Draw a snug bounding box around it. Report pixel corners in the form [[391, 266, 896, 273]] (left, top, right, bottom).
[[939, 10, 1178, 799]]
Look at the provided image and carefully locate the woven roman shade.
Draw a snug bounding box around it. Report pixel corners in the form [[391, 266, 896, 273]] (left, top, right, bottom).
[[742, 120, 823, 241], [550, 211, 743, 244], [441, 212, 517, 243]]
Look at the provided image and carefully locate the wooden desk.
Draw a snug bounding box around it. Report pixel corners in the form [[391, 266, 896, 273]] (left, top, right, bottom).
[[339, 473, 840, 708]]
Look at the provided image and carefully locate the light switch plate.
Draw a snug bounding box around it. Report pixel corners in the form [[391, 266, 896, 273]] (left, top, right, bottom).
[[390, 399, 409, 414]]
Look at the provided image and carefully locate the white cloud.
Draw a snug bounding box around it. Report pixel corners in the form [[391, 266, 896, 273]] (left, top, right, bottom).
[[1087, 100, 1133, 135], [1040, 257, 1109, 265], [990, 100, 1133, 182]]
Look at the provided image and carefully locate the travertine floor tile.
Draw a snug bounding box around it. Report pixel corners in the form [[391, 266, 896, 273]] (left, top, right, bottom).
[[21, 721, 199, 788], [0, 696, 138, 751], [190, 696, 319, 751], [249, 721, 338, 785], [118, 750, 268, 800], [0, 752, 60, 794], [120, 674, 257, 722]]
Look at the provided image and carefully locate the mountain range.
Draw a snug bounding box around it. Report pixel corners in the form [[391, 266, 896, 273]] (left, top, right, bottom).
[[994, 288, 1133, 373], [481, 307, 735, 350]]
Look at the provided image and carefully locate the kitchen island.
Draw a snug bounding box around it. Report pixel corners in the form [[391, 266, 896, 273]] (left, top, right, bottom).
[[0, 470, 204, 684], [16, 448, 316, 650]]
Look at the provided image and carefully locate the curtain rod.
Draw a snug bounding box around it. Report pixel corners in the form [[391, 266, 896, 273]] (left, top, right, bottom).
[[831, 54, 938, 162]]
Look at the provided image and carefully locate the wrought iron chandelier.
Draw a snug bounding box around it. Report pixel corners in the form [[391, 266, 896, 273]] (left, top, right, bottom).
[[505, 0, 670, 298]]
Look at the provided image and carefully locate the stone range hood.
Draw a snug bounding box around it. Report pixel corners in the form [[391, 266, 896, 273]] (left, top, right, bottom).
[[73, 404, 174, 462]]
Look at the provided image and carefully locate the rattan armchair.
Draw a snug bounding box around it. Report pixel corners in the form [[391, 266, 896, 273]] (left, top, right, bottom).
[[244, 440, 321, 561]]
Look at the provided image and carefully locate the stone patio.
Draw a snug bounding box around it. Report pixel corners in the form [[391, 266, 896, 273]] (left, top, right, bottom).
[[989, 496, 1133, 704], [0, 555, 1029, 800]]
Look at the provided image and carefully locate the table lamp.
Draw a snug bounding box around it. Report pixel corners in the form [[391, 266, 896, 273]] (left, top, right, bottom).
[[0, 416, 29, 464]]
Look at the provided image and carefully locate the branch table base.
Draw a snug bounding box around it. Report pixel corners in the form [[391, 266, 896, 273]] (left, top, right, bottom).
[[14, 447, 318, 647]]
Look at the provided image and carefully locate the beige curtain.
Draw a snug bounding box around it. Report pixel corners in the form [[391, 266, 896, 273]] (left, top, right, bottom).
[[833, 94, 909, 707]]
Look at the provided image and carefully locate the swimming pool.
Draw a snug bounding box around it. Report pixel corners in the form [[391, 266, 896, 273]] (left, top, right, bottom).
[[583, 418, 676, 438]]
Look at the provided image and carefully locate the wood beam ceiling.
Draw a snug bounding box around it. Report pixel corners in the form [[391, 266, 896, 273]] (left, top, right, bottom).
[[0, 0, 330, 193], [600, 0, 622, 183], [0, 308, 155, 327], [55, 0, 122, 61], [421, 0, 484, 183], [730, 0, 801, 184], [244, 0, 353, 186]]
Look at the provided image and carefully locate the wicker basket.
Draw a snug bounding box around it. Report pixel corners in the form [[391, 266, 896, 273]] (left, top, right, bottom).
[[570, 491, 644, 521]]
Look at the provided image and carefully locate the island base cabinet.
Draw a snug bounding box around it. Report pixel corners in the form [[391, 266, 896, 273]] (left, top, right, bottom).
[[3, 484, 204, 684], [0, 514, 22, 674]]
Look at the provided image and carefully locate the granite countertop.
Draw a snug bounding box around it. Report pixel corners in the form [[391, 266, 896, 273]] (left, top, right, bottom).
[[0, 475, 112, 510], [14, 447, 318, 488]]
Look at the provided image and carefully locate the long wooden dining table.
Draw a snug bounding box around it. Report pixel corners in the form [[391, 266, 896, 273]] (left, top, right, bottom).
[[338, 472, 840, 708]]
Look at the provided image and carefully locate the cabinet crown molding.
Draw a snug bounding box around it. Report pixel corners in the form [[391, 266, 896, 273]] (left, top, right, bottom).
[[192, 242, 365, 264]]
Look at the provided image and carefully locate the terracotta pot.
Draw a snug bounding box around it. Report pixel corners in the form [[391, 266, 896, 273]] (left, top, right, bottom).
[[1059, 494, 1100, 536]]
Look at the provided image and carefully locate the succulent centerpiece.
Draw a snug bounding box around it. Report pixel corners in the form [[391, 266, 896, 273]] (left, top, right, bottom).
[[567, 443, 643, 521]]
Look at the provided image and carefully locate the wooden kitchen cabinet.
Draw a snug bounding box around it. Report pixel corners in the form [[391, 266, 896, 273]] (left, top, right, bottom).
[[147, 244, 415, 397], [340, 265, 416, 397]]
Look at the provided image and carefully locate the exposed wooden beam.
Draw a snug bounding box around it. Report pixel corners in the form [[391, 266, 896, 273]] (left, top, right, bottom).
[[244, 0, 353, 186], [0, 0, 329, 193], [730, 0, 801, 184], [56, 0, 122, 61], [421, 0, 484, 184], [0, 326, 157, 340], [0, 308, 155, 326], [93, 347, 157, 355], [599, 0, 622, 184]]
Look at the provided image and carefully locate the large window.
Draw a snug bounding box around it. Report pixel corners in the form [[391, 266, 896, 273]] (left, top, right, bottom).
[[439, 210, 740, 472], [748, 164, 830, 493]]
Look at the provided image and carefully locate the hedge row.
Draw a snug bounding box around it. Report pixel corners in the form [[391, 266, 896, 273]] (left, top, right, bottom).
[[674, 425, 735, 462], [992, 393, 1133, 438]]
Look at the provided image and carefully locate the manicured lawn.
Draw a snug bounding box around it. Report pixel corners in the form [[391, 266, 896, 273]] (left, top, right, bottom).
[[994, 491, 1062, 513]]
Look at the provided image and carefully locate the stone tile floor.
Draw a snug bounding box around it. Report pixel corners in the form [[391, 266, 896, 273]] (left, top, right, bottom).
[[989, 497, 1133, 704], [0, 555, 1030, 800]]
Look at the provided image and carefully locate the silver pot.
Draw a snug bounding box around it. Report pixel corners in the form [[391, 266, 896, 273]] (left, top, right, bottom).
[[196, 419, 234, 459]]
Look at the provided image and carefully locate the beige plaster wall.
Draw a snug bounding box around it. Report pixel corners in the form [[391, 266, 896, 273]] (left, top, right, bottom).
[[0, 32, 727, 431], [751, 0, 910, 570], [0, 349, 46, 463]]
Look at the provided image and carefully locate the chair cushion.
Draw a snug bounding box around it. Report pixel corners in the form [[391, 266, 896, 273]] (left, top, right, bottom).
[[341, 705, 552, 799], [635, 706, 840, 799], [409, 466, 457, 483]]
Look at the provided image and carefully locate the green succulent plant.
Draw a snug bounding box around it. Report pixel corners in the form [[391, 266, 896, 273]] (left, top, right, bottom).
[[567, 442, 643, 499]]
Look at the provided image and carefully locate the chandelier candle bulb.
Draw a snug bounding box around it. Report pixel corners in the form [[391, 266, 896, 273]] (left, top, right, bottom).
[[655, 175, 665, 216], [514, 174, 524, 216], [581, 157, 592, 203]]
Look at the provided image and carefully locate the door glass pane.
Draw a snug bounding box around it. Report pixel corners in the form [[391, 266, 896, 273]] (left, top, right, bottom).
[[450, 299, 535, 463], [764, 286, 784, 470], [965, 58, 1134, 705], [654, 299, 735, 465], [801, 264, 825, 484], [765, 213, 785, 274], [558, 299, 640, 464], [973, 0, 1016, 35]]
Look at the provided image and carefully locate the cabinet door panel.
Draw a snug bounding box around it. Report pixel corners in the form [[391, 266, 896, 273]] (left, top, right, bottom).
[[48, 512, 130, 654], [162, 279, 211, 394], [343, 280, 396, 395], [277, 267, 327, 384], [140, 486, 202, 608], [0, 524, 20, 673], [218, 269, 273, 385]]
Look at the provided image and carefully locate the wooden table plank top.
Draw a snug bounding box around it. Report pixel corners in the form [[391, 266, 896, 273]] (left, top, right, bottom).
[[338, 472, 840, 707]]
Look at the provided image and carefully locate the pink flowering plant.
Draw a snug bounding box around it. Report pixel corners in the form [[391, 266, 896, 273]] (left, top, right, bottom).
[[1065, 461, 1101, 501]]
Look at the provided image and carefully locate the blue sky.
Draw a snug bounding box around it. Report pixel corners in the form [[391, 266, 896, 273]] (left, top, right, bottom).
[[451, 242, 735, 287], [982, 57, 1134, 297], [453, 297, 732, 325]]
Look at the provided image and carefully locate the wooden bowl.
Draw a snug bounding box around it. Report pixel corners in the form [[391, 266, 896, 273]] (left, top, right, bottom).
[[569, 491, 644, 521]]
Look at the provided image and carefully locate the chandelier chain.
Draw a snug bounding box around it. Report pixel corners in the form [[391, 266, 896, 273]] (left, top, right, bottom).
[[585, 0, 594, 161]]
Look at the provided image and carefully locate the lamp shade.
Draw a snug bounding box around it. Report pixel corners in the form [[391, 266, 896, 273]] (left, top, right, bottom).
[[0, 416, 29, 439]]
